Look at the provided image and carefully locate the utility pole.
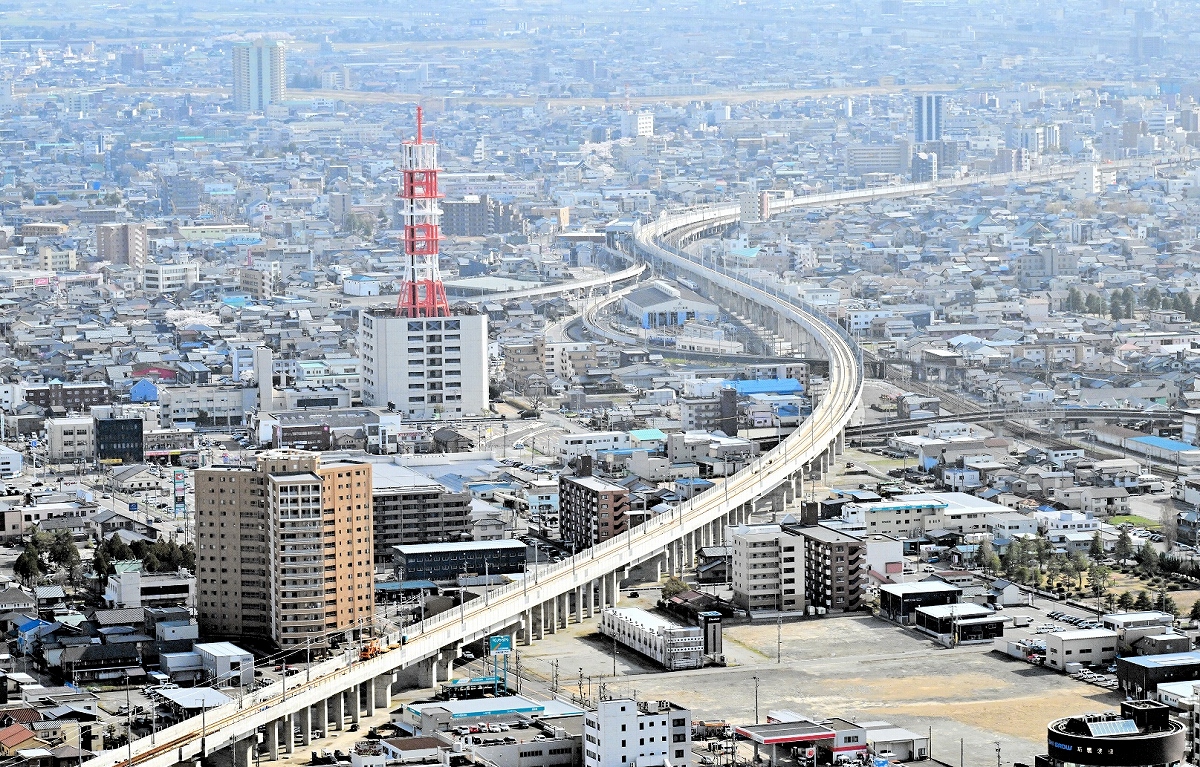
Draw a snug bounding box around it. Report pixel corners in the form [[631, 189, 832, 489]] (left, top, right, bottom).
[[752, 675, 760, 724], [514, 649, 521, 694], [777, 616, 782, 663]]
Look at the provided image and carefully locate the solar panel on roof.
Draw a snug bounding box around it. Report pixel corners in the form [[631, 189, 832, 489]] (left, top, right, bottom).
[[1086, 720, 1139, 737]]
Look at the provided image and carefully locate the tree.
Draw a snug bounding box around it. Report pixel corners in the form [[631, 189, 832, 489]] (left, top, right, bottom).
[[100, 533, 135, 562], [1189, 598, 1200, 622], [1117, 591, 1135, 610], [1137, 540, 1159, 574], [1146, 287, 1162, 311], [1104, 591, 1117, 613], [1162, 511, 1179, 551], [1088, 531, 1105, 561], [1162, 594, 1180, 617], [1089, 564, 1111, 600], [975, 539, 1001, 574], [13, 546, 42, 586], [1110, 293, 1125, 321], [1134, 590, 1153, 611], [1002, 537, 1026, 578], [661, 577, 688, 599], [1115, 529, 1134, 562], [1067, 287, 1083, 313], [48, 529, 79, 570], [92, 550, 113, 586]]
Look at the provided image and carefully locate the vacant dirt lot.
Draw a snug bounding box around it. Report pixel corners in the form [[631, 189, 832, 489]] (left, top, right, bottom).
[[501, 611, 1123, 766]]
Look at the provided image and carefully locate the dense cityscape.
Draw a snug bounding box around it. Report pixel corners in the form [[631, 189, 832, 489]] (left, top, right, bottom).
[[5, 2, 1200, 767]]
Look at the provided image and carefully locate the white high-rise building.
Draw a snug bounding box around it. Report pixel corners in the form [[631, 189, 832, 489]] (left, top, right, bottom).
[[583, 698, 692, 767], [358, 309, 489, 419], [231, 38, 286, 112], [621, 110, 654, 138]]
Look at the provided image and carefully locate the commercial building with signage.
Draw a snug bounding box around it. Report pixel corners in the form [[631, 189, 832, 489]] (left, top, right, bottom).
[[96, 416, 144, 464], [1036, 701, 1184, 767]]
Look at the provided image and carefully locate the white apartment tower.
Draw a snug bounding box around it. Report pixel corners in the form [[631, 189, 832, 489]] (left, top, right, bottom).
[[231, 38, 286, 112], [359, 310, 488, 419], [621, 110, 654, 138]]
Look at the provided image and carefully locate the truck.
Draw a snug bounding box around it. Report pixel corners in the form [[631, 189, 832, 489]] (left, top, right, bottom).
[[1011, 615, 1032, 628], [359, 640, 381, 661], [1137, 474, 1167, 494]]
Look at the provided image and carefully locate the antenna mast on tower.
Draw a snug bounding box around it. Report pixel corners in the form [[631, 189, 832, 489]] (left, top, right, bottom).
[[396, 106, 451, 318]]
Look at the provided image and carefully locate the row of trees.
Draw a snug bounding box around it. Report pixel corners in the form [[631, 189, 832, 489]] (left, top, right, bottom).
[[971, 529, 1189, 615], [92, 535, 195, 585], [1064, 285, 1200, 322], [13, 528, 195, 588], [13, 529, 80, 586]]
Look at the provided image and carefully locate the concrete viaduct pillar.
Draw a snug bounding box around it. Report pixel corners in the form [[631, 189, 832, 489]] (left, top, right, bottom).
[[332, 689, 345, 731], [315, 697, 328, 737], [298, 703, 311, 746], [283, 713, 294, 755], [267, 718, 280, 761], [375, 673, 393, 710]]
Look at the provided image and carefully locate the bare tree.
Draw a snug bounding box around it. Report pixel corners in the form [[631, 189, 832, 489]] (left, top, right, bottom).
[[1162, 507, 1179, 552]]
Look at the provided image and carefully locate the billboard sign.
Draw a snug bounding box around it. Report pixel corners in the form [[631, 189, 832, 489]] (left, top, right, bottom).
[[488, 635, 513, 656]]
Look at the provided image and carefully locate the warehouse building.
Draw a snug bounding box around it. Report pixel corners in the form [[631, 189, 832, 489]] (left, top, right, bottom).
[[392, 539, 527, 582], [879, 581, 961, 625], [1100, 611, 1180, 654], [914, 603, 1005, 643], [598, 607, 703, 671], [1044, 629, 1119, 671], [1118, 652, 1200, 699]]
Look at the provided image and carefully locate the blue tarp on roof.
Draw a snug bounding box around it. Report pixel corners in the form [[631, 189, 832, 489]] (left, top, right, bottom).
[[376, 580, 438, 592], [725, 378, 804, 395], [630, 428, 667, 441]]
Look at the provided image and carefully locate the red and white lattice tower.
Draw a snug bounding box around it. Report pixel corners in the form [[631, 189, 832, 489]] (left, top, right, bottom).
[[396, 106, 451, 318]]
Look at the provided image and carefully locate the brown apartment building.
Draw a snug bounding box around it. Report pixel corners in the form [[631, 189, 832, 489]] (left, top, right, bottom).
[[797, 526, 865, 613], [195, 449, 374, 649], [559, 457, 629, 552]]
